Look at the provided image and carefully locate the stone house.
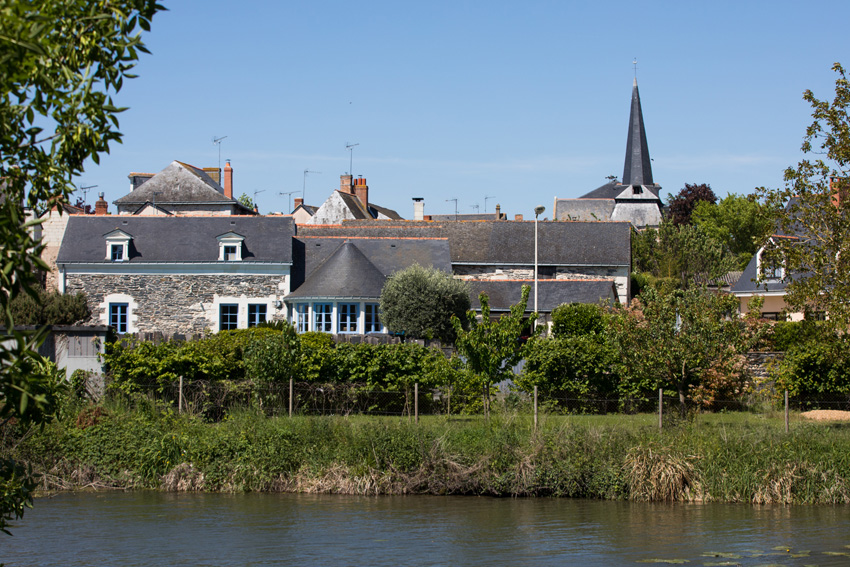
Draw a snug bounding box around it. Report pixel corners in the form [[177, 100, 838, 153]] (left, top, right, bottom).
[[305, 175, 402, 225], [115, 160, 255, 216], [56, 216, 294, 335]]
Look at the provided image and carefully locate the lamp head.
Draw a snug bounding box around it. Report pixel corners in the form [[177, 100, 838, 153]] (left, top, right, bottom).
[[534, 205, 545, 217]]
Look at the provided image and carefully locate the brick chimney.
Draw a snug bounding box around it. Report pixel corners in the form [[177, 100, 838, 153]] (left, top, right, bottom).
[[203, 167, 221, 185], [353, 176, 368, 209], [294, 198, 303, 210], [831, 176, 846, 208], [514, 214, 524, 221], [339, 174, 353, 194], [95, 192, 108, 215], [224, 159, 233, 199], [413, 197, 424, 221]]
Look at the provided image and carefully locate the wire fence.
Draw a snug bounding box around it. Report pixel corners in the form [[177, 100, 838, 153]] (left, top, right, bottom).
[[102, 378, 850, 428]]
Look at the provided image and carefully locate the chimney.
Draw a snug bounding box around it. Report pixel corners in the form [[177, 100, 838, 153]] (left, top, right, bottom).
[[831, 176, 846, 208], [203, 167, 221, 185], [95, 192, 108, 215], [495, 203, 501, 219], [224, 159, 233, 199], [413, 197, 424, 221], [353, 176, 369, 209], [514, 214, 524, 221], [339, 174, 353, 194], [293, 198, 303, 210]]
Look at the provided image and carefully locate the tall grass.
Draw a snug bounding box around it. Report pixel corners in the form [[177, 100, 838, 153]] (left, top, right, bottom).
[[10, 400, 850, 504]]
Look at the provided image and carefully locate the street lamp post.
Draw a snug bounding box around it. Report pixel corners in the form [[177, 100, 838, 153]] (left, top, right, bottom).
[[534, 206, 545, 317]]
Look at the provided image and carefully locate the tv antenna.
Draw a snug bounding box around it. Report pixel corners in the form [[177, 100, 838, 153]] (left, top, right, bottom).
[[345, 142, 359, 175], [484, 195, 495, 213], [252, 189, 266, 212], [446, 198, 458, 221], [78, 184, 97, 211], [470, 203, 479, 213], [303, 169, 321, 201], [279, 190, 299, 213], [212, 135, 228, 171]]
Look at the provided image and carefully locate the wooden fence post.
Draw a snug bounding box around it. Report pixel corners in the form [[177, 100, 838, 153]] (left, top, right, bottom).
[[447, 385, 451, 417], [533, 385, 538, 432], [178, 376, 183, 414], [785, 389, 789, 433], [658, 388, 663, 432], [414, 383, 419, 424], [289, 378, 294, 418]]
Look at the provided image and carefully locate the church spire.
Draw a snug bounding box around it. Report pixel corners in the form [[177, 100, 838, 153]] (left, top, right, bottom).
[[622, 78, 654, 186]]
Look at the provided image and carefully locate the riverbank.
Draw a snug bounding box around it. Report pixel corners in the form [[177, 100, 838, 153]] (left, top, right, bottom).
[[11, 401, 850, 504]]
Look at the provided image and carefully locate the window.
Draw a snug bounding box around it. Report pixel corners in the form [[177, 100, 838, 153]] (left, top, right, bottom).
[[295, 304, 309, 333], [110, 244, 124, 262], [314, 303, 332, 332], [219, 304, 238, 330], [109, 303, 128, 334], [338, 303, 358, 333], [365, 303, 381, 333], [217, 231, 245, 261], [248, 304, 267, 328], [760, 312, 785, 321]]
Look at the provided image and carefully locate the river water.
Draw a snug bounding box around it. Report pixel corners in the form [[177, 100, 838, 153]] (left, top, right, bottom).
[[2, 492, 849, 566]]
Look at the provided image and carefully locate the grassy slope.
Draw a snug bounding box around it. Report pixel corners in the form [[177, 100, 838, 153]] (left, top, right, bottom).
[[12, 403, 850, 504]]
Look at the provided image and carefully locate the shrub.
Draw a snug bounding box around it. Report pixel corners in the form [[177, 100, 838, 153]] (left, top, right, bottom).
[[550, 302, 606, 338]]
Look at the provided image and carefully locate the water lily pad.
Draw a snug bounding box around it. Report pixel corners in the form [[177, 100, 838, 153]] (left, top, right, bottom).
[[703, 562, 739, 566], [636, 560, 690, 564], [824, 550, 850, 556]]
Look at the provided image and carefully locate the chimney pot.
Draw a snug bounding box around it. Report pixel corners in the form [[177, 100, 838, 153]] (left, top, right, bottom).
[[495, 204, 501, 219], [353, 177, 368, 211]]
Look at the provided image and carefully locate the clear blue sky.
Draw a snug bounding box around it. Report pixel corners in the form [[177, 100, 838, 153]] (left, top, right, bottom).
[[80, 0, 850, 219]]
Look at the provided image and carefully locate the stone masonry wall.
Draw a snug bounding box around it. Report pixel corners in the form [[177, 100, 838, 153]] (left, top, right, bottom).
[[66, 273, 288, 335]]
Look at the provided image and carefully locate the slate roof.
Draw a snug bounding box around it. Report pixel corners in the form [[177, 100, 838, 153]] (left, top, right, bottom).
[[296, 220, 631, 266], [113, 161, 253, 213], [623, 78, 654, 186], [467, 279, 618, 312], [730, 244, 790, 295], [57, 216, 294, 264], [553, 199, 616, 222], [369, 203, 403, 220], [287, 242, 387, 299], [290, 236, 452, 291]]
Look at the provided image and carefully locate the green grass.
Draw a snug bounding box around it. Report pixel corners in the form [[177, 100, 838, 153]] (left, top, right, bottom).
[[10, 400, 850, 504]]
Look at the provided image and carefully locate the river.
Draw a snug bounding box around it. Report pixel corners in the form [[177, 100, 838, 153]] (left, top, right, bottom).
[[2, 492, 849, 566]]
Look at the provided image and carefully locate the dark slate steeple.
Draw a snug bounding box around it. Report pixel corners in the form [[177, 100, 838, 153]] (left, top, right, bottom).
[[622, 78, 654, 186]]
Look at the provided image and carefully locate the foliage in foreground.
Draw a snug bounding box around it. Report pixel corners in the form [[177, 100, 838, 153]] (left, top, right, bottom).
[[0, 0, 163, 535], [13, 402, 850, 504]]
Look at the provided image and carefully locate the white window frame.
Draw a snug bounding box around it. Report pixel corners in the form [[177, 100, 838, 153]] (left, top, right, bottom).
[[294, 303, 310, 333], [338, 302, 359, 333], [757, 245, 785, 281], [217, 231, 245, 262], [313, 303, 333, 333], [103, 229, 132, 262]]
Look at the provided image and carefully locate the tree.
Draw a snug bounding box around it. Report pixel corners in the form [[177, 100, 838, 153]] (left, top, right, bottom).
[[380, 264, 470, 344], [759, 63, 850, 331], [451, 285, 538, 417], [237, 192, 254, 210], [9, 289, 89, 326], [632, 220, 734, 290], [0, 0, 162, 533], [667, 183, 717, 225], [608, 286, 759, 413], [550, 302, 606, 338], [692, 194, 774, 270]]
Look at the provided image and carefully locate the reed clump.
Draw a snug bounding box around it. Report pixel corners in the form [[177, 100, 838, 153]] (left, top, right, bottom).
[[9, 403, 850, 504]]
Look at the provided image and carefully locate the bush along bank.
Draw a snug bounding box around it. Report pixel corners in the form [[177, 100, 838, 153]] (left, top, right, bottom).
[[12, 401, 850, 504]]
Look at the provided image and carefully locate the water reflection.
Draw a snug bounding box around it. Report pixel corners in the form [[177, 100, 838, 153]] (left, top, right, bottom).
[[2, 493, 849, 566]]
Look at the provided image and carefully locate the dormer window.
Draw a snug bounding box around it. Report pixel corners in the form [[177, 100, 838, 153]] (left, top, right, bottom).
[[217, 231, 245, 261], [758, 244, 785, 281], [103, 229, 132, 262]]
